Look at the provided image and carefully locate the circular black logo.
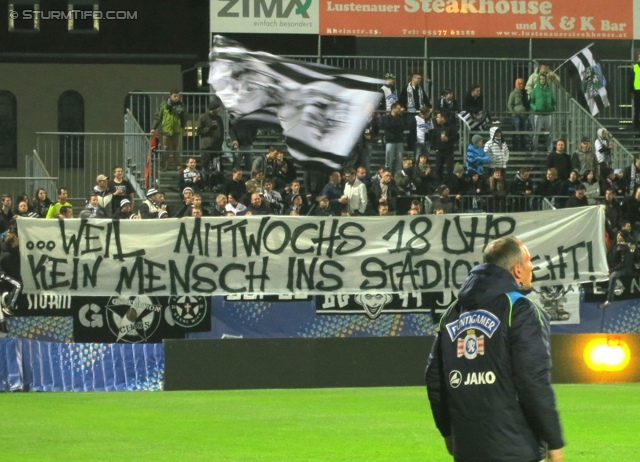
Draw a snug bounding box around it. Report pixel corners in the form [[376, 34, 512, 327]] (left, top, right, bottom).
[[105, 296, 163, 343], [169, 296, 207, 328]]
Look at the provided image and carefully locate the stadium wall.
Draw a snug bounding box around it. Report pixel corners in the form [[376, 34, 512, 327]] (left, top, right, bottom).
[[1, 63, 181, 175], [164, 334, 640, 391]]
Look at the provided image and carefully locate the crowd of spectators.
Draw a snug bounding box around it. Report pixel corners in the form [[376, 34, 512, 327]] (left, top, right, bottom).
[[4, 146, 633, 225], [365, 64, 614, 184]]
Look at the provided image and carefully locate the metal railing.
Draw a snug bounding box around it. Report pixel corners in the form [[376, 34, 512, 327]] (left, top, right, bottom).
[[457, 87, 633, 168], [25, 149, 58, 199], [563, 90, 633, 169], [427, 194, 601, 214], [124, 110, 152, 198], [35, 132, 150, 202], [280, 55, 632, 120], [0, 177, 59, 205], [126, 92, 226, 154], [430, 195, 553, 214], [0, 150, 59, 205]]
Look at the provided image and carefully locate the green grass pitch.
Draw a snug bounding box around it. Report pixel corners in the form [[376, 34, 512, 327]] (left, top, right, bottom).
[[1, 384, 638, 461]]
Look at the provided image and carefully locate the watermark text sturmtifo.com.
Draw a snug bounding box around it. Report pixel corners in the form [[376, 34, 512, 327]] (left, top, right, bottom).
[[9, 10, 137, 20]]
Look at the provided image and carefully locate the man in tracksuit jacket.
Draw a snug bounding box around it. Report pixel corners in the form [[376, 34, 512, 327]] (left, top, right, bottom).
[[426, 237, 564, 462]]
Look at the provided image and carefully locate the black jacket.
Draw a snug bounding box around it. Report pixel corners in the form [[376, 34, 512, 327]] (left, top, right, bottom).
[[535, 178, 561, 197], [382, 114, 405, 143], [399, 84, 430, 111], [229, 120, 257, 147], [370, 180, 399, 212], [609, 243, 635, 273], [220, 177, 246, 199], [430, 122, 459, 155], [604, 199, 622, 231], [463, 91, 483, 113], [446, 174, 467, 196], [565, 195, 589, 208], [546, 152, 572, 182], [622, 196, 640, 223], [510, 174, 533, 196], [426, 264, 564, 462], [198, 112, 224, 151]]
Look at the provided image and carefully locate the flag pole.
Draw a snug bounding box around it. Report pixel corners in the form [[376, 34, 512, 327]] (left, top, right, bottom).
[[552, 43, 595, 73]]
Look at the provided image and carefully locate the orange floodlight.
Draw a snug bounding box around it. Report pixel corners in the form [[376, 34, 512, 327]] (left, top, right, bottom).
[[583, 336, 631, 372]]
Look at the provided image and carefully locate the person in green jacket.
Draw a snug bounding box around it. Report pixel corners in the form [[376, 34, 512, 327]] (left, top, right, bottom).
[[507, 78, 529, 151], [152, 89, 186, 171], [529, 73, 556, 154], [45, 187, 73, 218]]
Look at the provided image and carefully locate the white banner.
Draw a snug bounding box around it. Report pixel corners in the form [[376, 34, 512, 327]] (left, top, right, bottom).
[[210, 0, 319, 35], [18, 207, 607, 297]]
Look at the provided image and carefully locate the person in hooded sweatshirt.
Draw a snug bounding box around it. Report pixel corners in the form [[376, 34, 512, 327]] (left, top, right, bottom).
[[484, 127, 509, 177], [113, 199, 133, 220], [529, 73, 556, 153], [426, 236, 564, 462], [594, 128, 614, 171], [571, 137, 598, 179], [465, 134, 490, 177], [78, 192, 106, 219], [507, 78, 529, 151]]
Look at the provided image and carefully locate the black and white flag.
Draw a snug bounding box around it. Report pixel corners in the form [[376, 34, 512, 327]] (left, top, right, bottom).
[[569, 47, 610, 116], [208, 35, 383, 170]]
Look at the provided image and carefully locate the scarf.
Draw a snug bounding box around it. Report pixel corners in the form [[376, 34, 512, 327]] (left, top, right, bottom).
[[380, 181, 389, 200], [406, 83, 424, 111], [381, 85, 397, 111]]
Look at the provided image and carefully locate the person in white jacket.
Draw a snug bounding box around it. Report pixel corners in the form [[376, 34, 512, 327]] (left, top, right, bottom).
[[594, 128, 614, 170], [340, 168, 368, 215], [485, 127, 510, 176]]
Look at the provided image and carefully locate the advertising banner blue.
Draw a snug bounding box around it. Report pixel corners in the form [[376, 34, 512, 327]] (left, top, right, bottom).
[[0, 338, 164, 392]]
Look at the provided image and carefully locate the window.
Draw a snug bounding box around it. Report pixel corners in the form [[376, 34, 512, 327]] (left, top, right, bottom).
[[68, 1, 99, 32], [0, 91, 18, 169], [58, 91, 85, 168], [8, 2, 41, 32]]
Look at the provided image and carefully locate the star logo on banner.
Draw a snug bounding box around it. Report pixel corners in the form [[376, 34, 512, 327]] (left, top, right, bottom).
[[105, 296, 162, 343], [169, 296, 207, 328]]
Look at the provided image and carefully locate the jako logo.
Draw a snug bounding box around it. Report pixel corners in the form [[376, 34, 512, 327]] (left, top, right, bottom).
[[449, 370, 462, 388], [218, 0, 312, 18], [463, 371, 496, 386]]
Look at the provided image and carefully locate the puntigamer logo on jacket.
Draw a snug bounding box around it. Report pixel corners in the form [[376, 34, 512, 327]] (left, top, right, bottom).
[[445, 310, 500, 341]]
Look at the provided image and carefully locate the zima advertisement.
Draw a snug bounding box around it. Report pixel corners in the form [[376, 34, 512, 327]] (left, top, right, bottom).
[[210, 0, 319, 34]]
